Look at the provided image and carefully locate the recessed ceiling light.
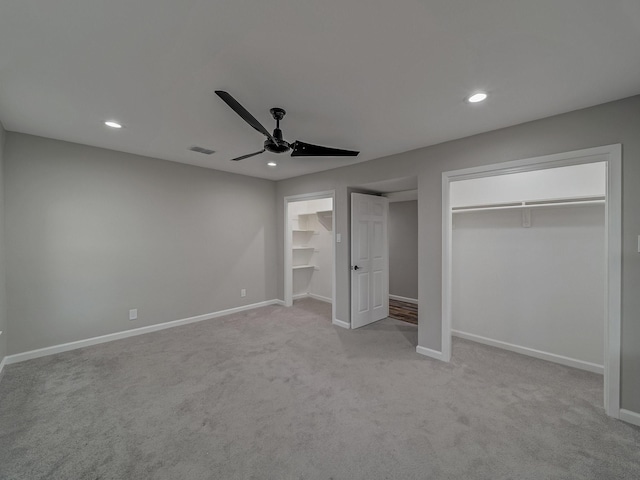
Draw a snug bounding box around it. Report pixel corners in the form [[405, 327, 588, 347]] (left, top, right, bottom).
[[267, 161, 277, 167], [467, 92, 488, 103], [104, 121, 123, 129]]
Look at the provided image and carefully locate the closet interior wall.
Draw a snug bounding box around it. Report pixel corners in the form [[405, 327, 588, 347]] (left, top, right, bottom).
[[451, 163, 606, 372]]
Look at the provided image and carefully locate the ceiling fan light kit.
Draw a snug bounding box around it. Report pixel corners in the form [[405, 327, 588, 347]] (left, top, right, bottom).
[[215, 90, 359, 161]]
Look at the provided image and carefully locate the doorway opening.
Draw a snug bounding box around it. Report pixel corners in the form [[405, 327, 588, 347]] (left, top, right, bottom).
[[387, 190, 419, 325], [284, 192, 335, 322], [441, 145, 621, 418]]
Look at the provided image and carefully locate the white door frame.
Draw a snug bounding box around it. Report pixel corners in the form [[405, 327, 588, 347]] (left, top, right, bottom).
[[284, 191, 336, 323], [441, 144, 622, 418]]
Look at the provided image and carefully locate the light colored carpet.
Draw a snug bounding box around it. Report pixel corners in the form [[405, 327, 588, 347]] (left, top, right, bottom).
[[0, 298, 638, 479]]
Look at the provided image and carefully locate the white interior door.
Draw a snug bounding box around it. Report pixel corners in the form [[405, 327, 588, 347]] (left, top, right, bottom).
[[351, 193, 389, 328]]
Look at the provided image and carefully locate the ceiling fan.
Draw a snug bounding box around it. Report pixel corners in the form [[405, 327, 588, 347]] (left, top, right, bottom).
[[215, 91, 359, 161]]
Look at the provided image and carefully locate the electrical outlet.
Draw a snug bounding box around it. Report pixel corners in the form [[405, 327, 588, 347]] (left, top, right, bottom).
[[129, 309, 138, 321], [241, 289, 246, 297]]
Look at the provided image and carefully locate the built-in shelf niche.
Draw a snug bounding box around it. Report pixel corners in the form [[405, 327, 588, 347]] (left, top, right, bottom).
[[292, 210, 332, 272], [288, 197, 333, 302]]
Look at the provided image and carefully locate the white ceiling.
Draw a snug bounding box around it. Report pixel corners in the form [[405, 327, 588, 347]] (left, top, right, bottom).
[[1, 1, 639, 181]]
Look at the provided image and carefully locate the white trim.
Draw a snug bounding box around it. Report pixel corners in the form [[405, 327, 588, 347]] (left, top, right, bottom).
[[416, 345, 447, 361], [619, 409, 640, 428], [284, 191, 337, 326], [308, 292, 332, 304], [389, 294, 418, 305], [442, 146, 612, 179], [0, 356, 6, 377], [604, 145, 622, 418], [5, 299, 282, 365], [333, 318, 351, 329], [441, 172, 453, 362], [452, 330, 604, 374], [292, 292, 332, 304], [441, 144, 622, 418]]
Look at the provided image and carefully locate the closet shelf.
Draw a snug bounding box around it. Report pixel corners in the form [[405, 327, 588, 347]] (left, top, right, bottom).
[[292, 247, 315, 251], [292, 229, 314, 233], [296, 210, 333, 230], [452, 197, 605, 214], [293, 265, 316, 270]]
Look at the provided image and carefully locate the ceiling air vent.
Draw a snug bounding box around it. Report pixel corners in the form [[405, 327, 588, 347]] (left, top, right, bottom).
[[189, 146, 215, 155]]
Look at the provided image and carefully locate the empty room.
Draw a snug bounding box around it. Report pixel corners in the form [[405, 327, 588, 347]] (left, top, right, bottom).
[[1, 1, 639, 479]]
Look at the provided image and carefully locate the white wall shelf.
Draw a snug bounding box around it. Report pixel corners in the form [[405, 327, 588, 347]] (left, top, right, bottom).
[[297, 210, 333, 231], [292, 213, 318, 280]]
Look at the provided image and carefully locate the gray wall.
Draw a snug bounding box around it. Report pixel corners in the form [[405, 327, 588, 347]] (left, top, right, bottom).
[[5, 133, 277, 355], [0, 122, 6, 363], [276, 95, 640, 413], [388, 201, 418, 300]]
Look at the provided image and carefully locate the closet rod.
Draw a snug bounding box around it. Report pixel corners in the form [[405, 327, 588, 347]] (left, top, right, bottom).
[[452, 199, 605, 214]]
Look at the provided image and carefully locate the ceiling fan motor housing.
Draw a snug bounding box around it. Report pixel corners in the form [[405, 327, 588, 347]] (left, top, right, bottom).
[[264, 126, 291, 153], [264, 137, 290, 153]]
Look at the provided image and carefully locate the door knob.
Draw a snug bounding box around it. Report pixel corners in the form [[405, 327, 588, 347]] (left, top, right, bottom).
[[352, 265, 360, 270]]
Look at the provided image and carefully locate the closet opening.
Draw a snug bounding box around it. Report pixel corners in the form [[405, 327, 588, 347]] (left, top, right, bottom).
[[441, 145, 621, 418], [284, 192, 335, 322]]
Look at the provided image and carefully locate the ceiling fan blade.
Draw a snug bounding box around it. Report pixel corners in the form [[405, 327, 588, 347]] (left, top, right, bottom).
[[291, 141, 359, 157], [230, 149, 265, 161], [215, 91, 275, 143]]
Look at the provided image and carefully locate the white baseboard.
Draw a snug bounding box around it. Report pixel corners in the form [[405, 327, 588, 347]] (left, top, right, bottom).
[[416, 345, 446, 361], [389, 294, 418, 305], [452, 330, 604, 375], [333, 318, 350, 329], [308, 293, 332, 304], [293, 292, 333, 304], [5, 299, 282, 365], [619, 409, 640, 427]]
